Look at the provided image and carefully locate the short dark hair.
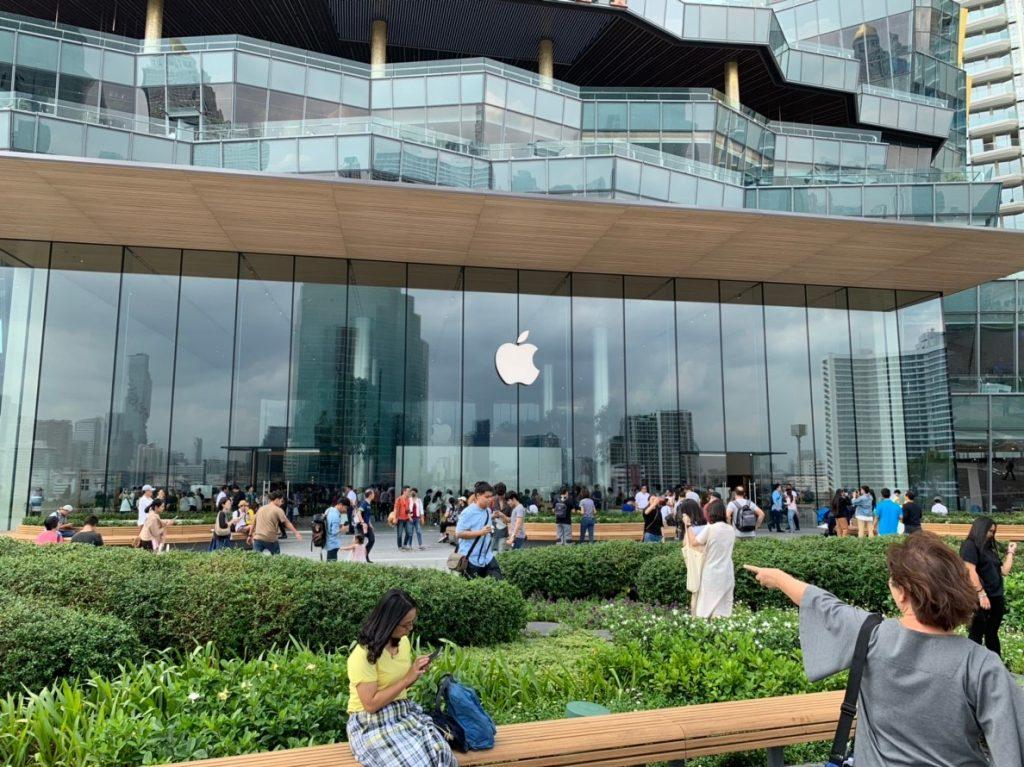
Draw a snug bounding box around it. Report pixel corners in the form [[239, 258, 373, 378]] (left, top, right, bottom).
[[473, 480, 494, 495], [43, 516, 59, 531], [706, 499, 727, 523], [269, 490, 285, 502], [886, 533, 976, 632], [84, 514, 99, 526], [493, 482, 507, 496], [150, 499, 165, 512], [881, 487, 891, 498], [338, 497, 353, 509], [506, 491, 519, 503], [905, 491, 915, 501]]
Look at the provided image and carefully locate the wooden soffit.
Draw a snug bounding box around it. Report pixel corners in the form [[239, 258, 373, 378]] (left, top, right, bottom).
[[0, 151, 1021, 294]]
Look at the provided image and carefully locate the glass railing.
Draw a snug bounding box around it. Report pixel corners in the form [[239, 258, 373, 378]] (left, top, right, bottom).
[[768, 121, 881, 143], [0, 11, 138, 52], [0, 93, 170, 135], [859, 83, 951, 110]]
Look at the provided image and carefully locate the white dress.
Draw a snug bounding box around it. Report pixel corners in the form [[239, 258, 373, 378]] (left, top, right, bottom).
[[694, 522, 736, 618]]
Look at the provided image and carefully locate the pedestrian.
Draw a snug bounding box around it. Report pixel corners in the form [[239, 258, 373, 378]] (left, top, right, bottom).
[[578, 488, 596, 543], [831, 489, 852, 537], [683, 498, 736, 618], [70, 514, 104, 546], [34, 515, 64, 545], [784, 484, 800, 532], [136, 484, 155, 526], [346, 589, 455, 767], [139, 498, 174, 552], [506, 491, 528, 549], [234, 499, 253, 537], [215, 484, 228, 510], [408, 488, 425, 550], [490, 482, 509, 553], [852, 485, 875, 538], [454, 480, 502, 579], [119, 488, 132, 514], [635, 484, 651, 512], [746, 533, 1024, 766], [356, 489, 377, 563], [875, 488, 902, 536], [47, 504, 76, 538], [340, 534, 369, 563], [726, 486, 764, 539], [901, 491, 923, 534], [642, 495, 664, 543], [892, 488, 904, 508], [247, 491, 301, 555], [209, 496, 236, 551], [553, 489, 573, 545], [325, 498, 345, 561], [931, 496, 949, 516], [393, 487, 411, 551], [769, 483, 784, 532], [962, 517, 1017, 657]]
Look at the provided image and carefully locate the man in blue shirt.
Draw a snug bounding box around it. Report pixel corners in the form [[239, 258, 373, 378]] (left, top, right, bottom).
[[455, 480, 502, 579], [769, 483, 784, 532], [874, 487, 903, 536], [324, 499, 344, 561]]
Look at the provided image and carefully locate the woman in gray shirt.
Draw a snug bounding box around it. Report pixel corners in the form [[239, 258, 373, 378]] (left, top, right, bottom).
[[746, 533, 1024, 767]]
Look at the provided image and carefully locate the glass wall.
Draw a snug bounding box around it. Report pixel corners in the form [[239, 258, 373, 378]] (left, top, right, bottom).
[[1, 240, 963, 519]]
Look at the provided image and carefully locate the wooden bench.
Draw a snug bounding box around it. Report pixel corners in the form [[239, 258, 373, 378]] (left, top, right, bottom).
[[5, 524, 247, 546], [161, 689, 845, 767], [922, 522, 1024, 541]]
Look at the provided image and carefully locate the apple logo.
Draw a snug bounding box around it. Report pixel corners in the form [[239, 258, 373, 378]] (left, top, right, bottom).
[[495, 331, 540, 386], [429, 419, 452, 445]]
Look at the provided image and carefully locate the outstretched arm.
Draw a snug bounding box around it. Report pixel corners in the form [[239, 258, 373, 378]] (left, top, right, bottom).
[[743, 565, 809, 607]]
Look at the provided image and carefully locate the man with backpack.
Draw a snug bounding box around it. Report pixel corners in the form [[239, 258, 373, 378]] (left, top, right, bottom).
[[323, 498, 345, 560], [553, 489, 572, 545], [726, 486, 764, 539]]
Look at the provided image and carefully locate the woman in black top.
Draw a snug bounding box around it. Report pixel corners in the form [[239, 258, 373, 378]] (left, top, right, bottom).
[[961, 517, 1018, 656], [642, 496, 664, 543]]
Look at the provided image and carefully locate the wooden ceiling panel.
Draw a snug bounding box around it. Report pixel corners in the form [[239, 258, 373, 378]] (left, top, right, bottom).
[[0, 153, 1022, 295]]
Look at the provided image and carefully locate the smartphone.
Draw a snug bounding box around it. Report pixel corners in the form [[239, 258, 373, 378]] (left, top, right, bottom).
[[427, 647, 442, 663]]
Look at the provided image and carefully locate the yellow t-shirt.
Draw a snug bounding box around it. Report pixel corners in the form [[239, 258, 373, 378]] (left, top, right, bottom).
[[347, 636, 411, 714]]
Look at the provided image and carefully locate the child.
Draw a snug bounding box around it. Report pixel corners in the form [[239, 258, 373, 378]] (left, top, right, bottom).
[[340, 534, 368, 563]]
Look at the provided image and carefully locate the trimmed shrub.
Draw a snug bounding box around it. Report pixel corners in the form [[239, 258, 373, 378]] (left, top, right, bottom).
[[636, 553, 690, 605], [22, 513, 216, 527], [0, 590, 142, 695], [496, 540, 675, 599], [0, 542, 526, 655]]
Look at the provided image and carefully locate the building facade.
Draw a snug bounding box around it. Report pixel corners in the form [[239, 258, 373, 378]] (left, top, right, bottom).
[[0, 0, 1020, 527]]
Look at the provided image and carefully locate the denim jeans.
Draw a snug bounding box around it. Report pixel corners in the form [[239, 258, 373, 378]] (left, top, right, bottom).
[[492, 529, 507, 552], [409, 519, 423, 547], [579, 517, 595, 543], [396, 519, 410, 548], [364, 527, 375, 562], [326, 548, 339, 561], [769, 509, 784, 531], [512, 537, 526, 550], [208, 535, 233, 552], [643, 532, 663, 543], [555, 523, 573, 544], [787, 508, 800, 531], [253, 540, 281, 555]]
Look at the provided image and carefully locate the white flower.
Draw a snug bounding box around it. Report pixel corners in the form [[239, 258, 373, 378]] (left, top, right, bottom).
[[188, 692, 202, 702]]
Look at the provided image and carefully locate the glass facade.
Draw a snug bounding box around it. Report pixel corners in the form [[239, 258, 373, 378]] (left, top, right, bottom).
[[0, 240, 957, 527]]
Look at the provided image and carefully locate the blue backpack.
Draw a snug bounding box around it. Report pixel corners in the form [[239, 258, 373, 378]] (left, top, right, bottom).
[[430, 674, 496, 751]]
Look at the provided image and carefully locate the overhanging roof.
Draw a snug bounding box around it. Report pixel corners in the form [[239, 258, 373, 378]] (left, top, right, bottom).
[[0, 151, 1019, 294]]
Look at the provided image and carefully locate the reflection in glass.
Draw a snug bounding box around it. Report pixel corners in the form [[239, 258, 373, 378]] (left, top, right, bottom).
[[519, 271, 572, 498], [463, 268, 518, 489], [107, 248, 180, 495], [677, 279, 725, 457], [0, 241, 48, 526], [401, 265, 462, 493], [287, 257, 348, 486], [343, 261, 407, 489], [764, 284, 816, 501], [720, 281, 769, 453], [32, 244, 122, 509], [168, 251, 237, 494], [572, 274, 626, 496], [625, 277, 680, 491]]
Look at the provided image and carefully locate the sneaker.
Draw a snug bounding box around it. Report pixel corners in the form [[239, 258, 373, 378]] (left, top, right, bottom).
[[418, 546, 426, 550]]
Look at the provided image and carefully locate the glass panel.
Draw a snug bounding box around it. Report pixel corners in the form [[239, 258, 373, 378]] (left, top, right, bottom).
[[235, 53, 269, 88], [36, 117, 84, 156], [107, 248, 180, 496], [896, 292, 955, 500], [32, 244, 122, 510], [230, 254, 293, 450], [298, 136, 336, 173], [268, 90, 304, 122], [260, 138, 299, 172], [518, 271, 572, 500], [343, 75, 369, 109], [168, 251, 237, 496], [393, 77, 426, 108], [400, 265, 462, 492], [0, 241, 48, 527], [338, 135, 370, 176], [269, 60, 305, 95], [234, 84, 267, 124], [572, 274, 626, 496], [343, 261, 406, 489], [677, 278, 724, 453], [625, 277, 679, 491], [286, 257, 348, 487], [426, 74, 460, 106], [199, 52, 233, 85], [15, 34, 58, 103], [991, 397, 1024, 511], [720, 281, 768, 454], [764, 284, 817, 502], [462, 268, 518, 488]]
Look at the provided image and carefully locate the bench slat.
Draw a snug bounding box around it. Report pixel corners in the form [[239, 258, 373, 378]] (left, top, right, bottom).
[[7, 524, 246, 546]]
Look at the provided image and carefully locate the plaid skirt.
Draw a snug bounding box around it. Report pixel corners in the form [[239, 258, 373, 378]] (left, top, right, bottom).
[[347, 699, 458, 767]]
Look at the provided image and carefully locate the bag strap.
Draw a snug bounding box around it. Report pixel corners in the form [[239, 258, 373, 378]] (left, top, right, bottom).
[[464, 512, 490, 560], [828, 612, 882, 766]]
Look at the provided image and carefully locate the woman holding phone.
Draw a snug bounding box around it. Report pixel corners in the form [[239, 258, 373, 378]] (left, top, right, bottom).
[[961, 517, 1018, 657], [346, 589, 456, 767]]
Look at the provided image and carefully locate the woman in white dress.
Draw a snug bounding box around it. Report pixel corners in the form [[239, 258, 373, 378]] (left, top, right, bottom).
[[684, 498, 737, 618]]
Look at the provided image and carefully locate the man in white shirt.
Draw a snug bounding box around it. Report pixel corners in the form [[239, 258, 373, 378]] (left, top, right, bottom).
[[346, 485, 358, 507], [930, 496, 949, 516], [635, 484, 651, 512], [726, 486, 764, 539], [136, 484, 155, 526], [684, 485, 701, 505]]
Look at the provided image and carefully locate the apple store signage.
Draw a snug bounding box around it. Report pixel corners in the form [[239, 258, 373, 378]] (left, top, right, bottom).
[[495, 331, 540, 386]]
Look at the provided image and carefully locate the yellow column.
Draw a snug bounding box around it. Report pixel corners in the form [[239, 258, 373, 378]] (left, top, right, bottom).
[[371, 20, 387, 78], [725, 60, 740, 108], [539, 38, 554, 87], [144, 0, 163, 52]]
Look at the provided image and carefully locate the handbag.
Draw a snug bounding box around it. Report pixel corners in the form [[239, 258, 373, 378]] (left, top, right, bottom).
[[446, 513, 489, 574], [826, 612, 882, 766], [213, 511, 232, 537]]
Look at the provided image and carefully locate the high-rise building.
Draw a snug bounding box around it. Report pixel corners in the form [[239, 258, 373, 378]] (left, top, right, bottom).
[[0, 0, 1023, 527], [962, 0, 1024, 229]]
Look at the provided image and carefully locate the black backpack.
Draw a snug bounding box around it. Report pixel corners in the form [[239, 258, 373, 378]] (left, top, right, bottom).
[[311, 513, 327, 549], [735, 502, 758, 533], [554, 500, 570, 523]]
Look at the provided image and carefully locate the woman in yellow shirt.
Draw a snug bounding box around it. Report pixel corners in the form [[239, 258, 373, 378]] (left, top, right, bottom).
[[346, 589, 457, 767]]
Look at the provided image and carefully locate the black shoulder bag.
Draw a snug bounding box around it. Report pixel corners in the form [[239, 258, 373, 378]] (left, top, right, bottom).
[[827, 612, 882, 767], [446, 512, 490, 575]]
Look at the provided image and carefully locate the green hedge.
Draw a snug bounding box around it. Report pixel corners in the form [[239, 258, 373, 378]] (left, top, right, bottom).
[[636, 555, 690, 606], [0, 590, 142, 695], [21, 513, 217, 527], [0, 541, 527, 655]]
